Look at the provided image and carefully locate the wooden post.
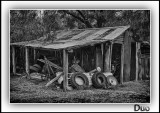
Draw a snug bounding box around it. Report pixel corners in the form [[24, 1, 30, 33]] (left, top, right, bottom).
[[25, 47, 30, 77], [136, 42, 141, 81], [33, 48, 36, 63], [101, 43, 104, 56], [104, 42, 110, 72], [44, 57, 51, 80], [101, 43, 104, 72], [120, 44, 124, 84], [109, 41, 113, 72], [123, 31, 131, 82], [63, 49, 68, 92], [81, 49, 83, 67], [12, 46, 16, 75], [96, 45, 103, 70]]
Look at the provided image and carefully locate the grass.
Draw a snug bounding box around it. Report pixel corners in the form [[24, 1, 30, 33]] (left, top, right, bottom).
[[10, 74, 150, 103]]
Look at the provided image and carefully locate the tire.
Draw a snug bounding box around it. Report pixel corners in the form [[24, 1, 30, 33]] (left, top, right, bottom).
[[106, 75, 118, 87], [33, 64, 41, 70], [30, 66, 39, 72], [30, 64, 42, 73], [92, 72, 106, 88], [70, 72, 89, 90]]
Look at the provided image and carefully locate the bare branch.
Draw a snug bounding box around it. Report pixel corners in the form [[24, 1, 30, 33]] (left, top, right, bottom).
[[77, 10, 86, 20], [63, 10, 93, 28], [77, 10, 93, 28], [63, 10, 85, 23]]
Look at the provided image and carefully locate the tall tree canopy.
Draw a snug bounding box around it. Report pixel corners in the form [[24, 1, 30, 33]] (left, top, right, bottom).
[[10, 10, 150, 43]]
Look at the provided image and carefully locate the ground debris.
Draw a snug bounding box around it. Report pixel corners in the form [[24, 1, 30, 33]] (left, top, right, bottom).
[[10, 75, 150, 103]]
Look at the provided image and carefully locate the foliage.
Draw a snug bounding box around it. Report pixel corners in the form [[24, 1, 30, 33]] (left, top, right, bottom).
[[10, 10, 150, 43], [10, 10, 44, 42]]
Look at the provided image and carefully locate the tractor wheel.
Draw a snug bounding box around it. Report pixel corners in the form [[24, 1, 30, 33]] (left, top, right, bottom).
[[106, 75, 118, 87]]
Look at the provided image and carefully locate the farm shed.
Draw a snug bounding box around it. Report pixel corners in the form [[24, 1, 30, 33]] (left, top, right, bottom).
[[10, 25, 146, 90]]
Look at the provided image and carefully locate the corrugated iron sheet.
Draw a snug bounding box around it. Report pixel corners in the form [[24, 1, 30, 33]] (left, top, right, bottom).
[[11, 25, 130, 49]]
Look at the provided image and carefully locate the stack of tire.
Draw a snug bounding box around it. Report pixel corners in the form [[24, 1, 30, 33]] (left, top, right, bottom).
[[92, 72, 118, 89], [69, 72, 118, 90]]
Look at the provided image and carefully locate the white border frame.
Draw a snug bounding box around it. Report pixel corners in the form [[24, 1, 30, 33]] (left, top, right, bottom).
[[2, 1, 159, 112], [8, 9, 151, 105]]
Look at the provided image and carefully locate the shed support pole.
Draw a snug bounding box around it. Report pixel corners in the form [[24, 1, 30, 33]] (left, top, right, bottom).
[[33, 48, 36, 63], [96, 45, 103, 71], [81, 49, 83, 67], [104, 42, 110, 72], [123, 31, 131, 82], [120, 44, 124, 84], [63, 49, 68, 92], [12, 46, 16, 75], [101, 43, 104, 71], [25, 47, 30, 77], [109, 41, 113, 72], [136, 42, 140, 81]]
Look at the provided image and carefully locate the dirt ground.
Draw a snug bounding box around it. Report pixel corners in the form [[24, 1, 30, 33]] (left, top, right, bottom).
[[10, 74, 150, 103]]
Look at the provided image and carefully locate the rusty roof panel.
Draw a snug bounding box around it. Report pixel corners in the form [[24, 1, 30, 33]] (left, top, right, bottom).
[[74, 29, 99, 41], [71, 30, 93, 40], [84, 28, 110, 41], [11, 25, 130, 49], [56, 29, 85, 41]]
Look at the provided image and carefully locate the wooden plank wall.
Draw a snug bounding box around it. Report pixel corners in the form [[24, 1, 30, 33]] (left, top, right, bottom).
[[113, 35, 124, 44]]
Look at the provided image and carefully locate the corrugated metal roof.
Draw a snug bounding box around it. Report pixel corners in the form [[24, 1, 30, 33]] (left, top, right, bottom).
[[11, 25, 130, 49]]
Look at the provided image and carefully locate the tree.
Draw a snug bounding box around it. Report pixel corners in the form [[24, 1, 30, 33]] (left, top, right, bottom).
[[10, 10, 150, 43], [59, 10, 150, 42], [10, 10, 44, 42]]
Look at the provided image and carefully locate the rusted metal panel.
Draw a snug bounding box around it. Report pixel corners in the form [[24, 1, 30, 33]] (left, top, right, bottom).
[[10, 26, 130, 50], [101, 26, 130, 40], [56, 30, 72, 39], [71, 30, 93, 40], [56, 29, 84, 41], [94, 28, 114, 40], [85, 28, 109, 41]]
